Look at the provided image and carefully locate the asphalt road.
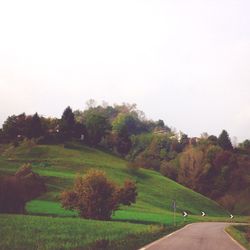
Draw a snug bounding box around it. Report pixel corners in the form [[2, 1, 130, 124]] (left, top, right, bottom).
[[140, 222, 246, 250]]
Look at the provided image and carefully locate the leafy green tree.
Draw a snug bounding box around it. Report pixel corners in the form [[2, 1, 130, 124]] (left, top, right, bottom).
[[239, 139, 250, 150], [112, 113, 140, 136], [218, 130, 233, 150], [84, 111, 110, 146], [2, 114, 23, 139], [112, 113, 145, 155]]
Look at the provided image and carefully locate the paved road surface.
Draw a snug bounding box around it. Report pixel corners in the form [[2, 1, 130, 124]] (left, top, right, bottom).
[[140, 222, 246, 250]]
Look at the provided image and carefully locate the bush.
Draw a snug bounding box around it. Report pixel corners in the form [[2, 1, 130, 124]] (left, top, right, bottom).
[[61, 169, 137, 220], [0, 164, 46, 213], [117, 179, 137, 206]]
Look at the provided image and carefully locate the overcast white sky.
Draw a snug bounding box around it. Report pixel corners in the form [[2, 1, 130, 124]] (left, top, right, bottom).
[[0, 0, 250, 142]]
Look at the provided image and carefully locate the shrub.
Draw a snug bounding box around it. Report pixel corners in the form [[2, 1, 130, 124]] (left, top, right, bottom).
[[117, 179, 137, 206], [0, 164, 46, 213], [61, 169, 137, 220]]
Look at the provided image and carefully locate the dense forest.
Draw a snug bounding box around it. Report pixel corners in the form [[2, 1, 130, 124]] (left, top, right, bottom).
[[0, 100, 249, 214]]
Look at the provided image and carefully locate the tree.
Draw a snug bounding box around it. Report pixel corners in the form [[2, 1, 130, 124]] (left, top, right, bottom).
[[179, 133, 189, 150], [84, 111, 110, 146], [156, 119, 165, 128], [160, 161, 177, 180], [0, 164, 46, 213], [0, 129, 6, 143], [27, 113, 43, 138], [239, 139, 250, 150], [218, 130, 233, 151], [208, 135, 218, 145], [117, 179, 137, 206], [15, 163, 46, 201], [0, 175, 25, 213], [2, 113, 45, 141], [60, 106, 76, 139], [61, 169, 137, 220], [112, 113, 148, 155], [2, 114, 23, 140], [112, 113, 139, 137], [112, 133, 132, 156]]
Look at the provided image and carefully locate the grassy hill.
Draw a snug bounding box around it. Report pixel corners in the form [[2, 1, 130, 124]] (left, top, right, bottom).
[[0, 142, 227, 218], [1, 142, 246, 250]]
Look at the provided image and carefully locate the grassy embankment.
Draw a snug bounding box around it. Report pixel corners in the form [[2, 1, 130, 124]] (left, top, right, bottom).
[[226, 225, 250, 250]]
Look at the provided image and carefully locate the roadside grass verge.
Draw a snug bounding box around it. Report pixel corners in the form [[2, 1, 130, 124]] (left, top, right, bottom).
[[0, 214, 168, 250], [226, 225, 250, 250]]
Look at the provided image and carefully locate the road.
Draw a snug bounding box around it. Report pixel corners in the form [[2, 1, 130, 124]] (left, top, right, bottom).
[[140, 222, 246, 250]]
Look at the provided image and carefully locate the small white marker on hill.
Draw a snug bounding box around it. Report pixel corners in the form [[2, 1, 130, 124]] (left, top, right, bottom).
[[183, 211, 188, 217], [201, 211, 206, 216], [230, 214, 234, 219]]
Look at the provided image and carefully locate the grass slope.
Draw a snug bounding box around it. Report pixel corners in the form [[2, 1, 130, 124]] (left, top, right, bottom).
[[0, 142, 227, 221]]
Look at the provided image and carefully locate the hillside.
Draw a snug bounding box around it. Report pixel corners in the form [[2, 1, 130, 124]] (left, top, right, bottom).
[[1, 104, 249, 217], [165, 144, 250, 215], [0, 142, 228, 223], [1, 142, 249, 250]]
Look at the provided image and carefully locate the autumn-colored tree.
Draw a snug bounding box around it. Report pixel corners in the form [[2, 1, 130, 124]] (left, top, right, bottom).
[[0, 176, 25, 213], [0, 164, 46, 213], [15, 163, 46, 201], [160, 161, 177, 180], [61, 169, 137, 220], [117, 179, 137, 206]]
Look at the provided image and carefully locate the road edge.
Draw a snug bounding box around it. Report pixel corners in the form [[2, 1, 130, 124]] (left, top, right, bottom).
[[224, 226, 247, 250], [138, 224, 191, 250]]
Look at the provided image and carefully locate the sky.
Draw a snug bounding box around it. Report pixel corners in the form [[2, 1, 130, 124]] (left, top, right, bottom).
[[0, 0, 250, 142]]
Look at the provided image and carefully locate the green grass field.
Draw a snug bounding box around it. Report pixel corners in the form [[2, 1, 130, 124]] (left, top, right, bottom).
[[0, 142, 249, 249], [0, 214, 167, 250]]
